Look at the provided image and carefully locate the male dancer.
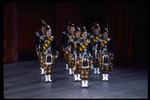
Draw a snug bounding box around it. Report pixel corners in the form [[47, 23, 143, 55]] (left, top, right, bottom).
[[41, 25, 59, 82], [36, 20, 46, 75], [90, 23, 102, 75], [62, 22, 71, 70], [71, 26, 81, 81], [76, 26, 93, 87], [98, 27, 114, 81], [64, 23, 76, 75]]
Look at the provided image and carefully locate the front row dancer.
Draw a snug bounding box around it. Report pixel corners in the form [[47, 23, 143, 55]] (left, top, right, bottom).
[[41, 24, 59, 82], [76, 26, 93, 88]]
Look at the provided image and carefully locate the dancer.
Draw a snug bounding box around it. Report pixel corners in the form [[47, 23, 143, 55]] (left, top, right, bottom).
[[64, 23, 76, 75], [41, 25, 59, 82], [76, 26, 93, 88], [36, 20, 46, 75], [62, 22, 71, 70], [90, 23, 102, 75], [98, 27, 114, 82], [71, 26, 81, 81]]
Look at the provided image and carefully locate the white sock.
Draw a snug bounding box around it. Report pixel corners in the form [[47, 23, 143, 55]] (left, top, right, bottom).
[[66, 64, 68, 70], [105, 74, 109, 81], [77, 74, 81, 81], [45, 75, 48, 82], [74, 74, 77, 81], [48, 75, 52, 81], [82, 81, 85, 87], [85, 80, 88, 87], [69, 68, 72, 75], [102, 74, 105, 81], [94, 68, 97, 74], [41, 68, 45, 74], [97, 68, 100, 74]]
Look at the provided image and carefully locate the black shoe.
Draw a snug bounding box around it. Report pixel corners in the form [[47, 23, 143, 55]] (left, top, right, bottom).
[[102, 80, 105, 82], [105, 80, 109, 82]]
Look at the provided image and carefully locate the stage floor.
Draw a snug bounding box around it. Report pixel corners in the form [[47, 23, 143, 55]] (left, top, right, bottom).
[[4, 57, 148, 99]]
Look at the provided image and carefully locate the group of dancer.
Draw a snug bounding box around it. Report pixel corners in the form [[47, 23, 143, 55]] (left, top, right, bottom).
[[36, 20, 114, 88]]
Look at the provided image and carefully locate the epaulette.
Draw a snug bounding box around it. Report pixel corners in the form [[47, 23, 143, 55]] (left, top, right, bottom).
[[107, 37, 111, 41]]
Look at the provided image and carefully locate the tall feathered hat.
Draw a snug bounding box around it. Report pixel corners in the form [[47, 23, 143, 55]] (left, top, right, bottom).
[[41, 20, 47, 26], [75, 26, 81, 32], [67, 22, 71, 26], [94, 22, 100, 29], [81, 26, 87, 33], [70, 23, 75, 28], [101, 27, 108, 33], [46, 24, 51, 31]]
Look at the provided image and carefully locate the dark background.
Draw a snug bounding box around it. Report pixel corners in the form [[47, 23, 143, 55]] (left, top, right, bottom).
[[3, 2, 147, 65]]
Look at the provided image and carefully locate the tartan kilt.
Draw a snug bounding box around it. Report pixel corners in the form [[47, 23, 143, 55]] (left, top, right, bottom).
[[67, 50, 73, 68], [64, 51, 67, 59], [93, 58, 100, 67], [99, 55, 113, 71], [42, 54, 55, 68], [79, 58, 91, 71]]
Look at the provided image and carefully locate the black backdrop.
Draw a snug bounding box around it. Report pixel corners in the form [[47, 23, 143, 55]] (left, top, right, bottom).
[[3, 2, 147, 64]]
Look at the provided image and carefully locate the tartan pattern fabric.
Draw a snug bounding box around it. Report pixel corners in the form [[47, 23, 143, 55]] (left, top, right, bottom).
[[43, 55, 55, 67], [44, 65, 52, 75], [74, 62, 81, 74], [67, 50, 73, 68], [81, 69, 89, 80], [99, 38, 113, 72]]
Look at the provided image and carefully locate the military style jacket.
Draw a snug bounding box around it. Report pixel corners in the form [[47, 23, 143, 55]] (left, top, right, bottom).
[[64, 32, 75, 52], [97, 36, 114, 58], [87, 30, 94, 39], [78, 38, 93, 60], [90, 33, 102, 59], [42, 36, 59, 56], [36, 30, 45, 53], [70, 36, 81, 61]]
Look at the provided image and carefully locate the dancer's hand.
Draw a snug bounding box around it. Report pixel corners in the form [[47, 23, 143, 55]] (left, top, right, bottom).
[[91, 60, 93, 64], [66, 51, 68, 54], [76, 60, 79, 64], [73, 67, 76, 70], [37, 52, 39, 56], [55, 55, 58, 58], [72, 58, 74, 60]]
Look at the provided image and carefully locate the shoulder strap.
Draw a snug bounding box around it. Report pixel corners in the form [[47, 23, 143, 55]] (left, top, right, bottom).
[[43, 37, 54, 50], [79, 39, 90, 52]]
